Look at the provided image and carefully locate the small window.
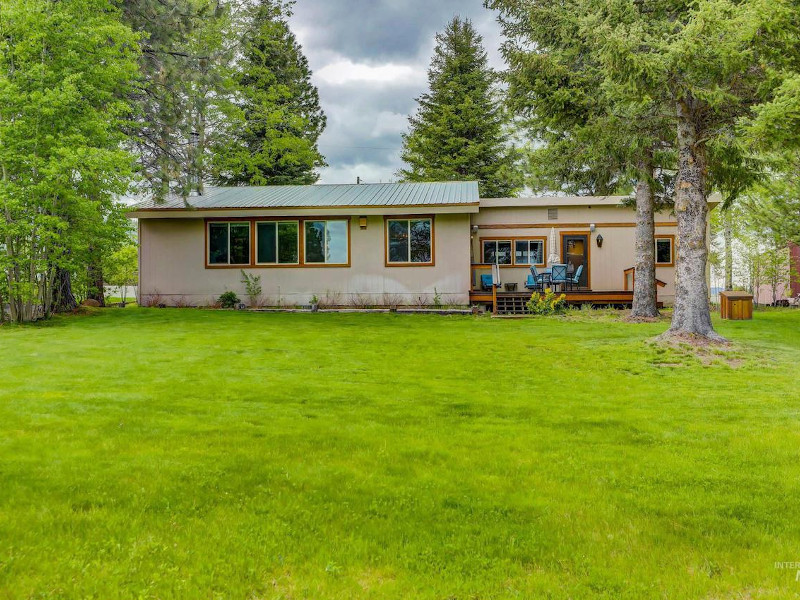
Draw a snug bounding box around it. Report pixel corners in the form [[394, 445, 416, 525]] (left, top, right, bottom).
[[514, 240, 545, 265], [208, 222, 250, 265], [482, 240, 512, 265], [548, 208, 558, 220], [387, 218, 433, 264], [304, 220, 349, 264], [256, 221, 299, 264], [655, 236, 674, 265]]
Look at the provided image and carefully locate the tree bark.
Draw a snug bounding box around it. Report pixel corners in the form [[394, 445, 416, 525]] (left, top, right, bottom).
[[723, 210, 733, 291], [666, 99, 725, 341], [631, 154, 659, 318], [86, 246, 105, 307], [52, 267, 78, 312]]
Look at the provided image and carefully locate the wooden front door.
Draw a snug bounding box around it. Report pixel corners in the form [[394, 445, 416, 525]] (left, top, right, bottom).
[[562, 234, 589, 288]]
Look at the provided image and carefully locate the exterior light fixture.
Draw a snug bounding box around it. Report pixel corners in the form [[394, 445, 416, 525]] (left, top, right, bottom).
[[359, 216, 368, 229], [590, 223, 596, 232], [596, 234, 604, 248]]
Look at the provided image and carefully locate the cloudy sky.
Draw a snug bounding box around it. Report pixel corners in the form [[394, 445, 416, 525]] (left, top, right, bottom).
[[287, 0, 505, 184]]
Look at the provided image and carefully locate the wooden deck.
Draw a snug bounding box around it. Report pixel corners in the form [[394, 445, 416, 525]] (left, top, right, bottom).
[[470, 289, 660, 314]]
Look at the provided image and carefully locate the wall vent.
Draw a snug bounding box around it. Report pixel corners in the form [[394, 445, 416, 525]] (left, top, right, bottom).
[[548, 208, 558, 220]]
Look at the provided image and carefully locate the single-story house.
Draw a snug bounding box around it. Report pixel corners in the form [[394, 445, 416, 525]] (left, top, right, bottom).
[[127, 181, 701, 310]]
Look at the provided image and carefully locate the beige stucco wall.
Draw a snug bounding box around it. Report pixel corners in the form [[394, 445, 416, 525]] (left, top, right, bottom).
[[139, 213, 472, 306], [472, 203, 679, 303]]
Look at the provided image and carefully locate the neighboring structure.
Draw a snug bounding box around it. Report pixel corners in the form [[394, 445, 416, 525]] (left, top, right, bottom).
[[755, 242, 800, 305], [128, 182, 697, 309]]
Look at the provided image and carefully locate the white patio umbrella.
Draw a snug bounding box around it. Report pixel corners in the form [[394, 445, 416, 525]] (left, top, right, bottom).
[[547, 227, 560, 266]]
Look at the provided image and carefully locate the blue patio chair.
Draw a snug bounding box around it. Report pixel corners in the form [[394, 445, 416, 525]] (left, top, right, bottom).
[[566, 264, 584, 290], [550, 264, 568, 291], [525, 274, 539, 291], [530, 265, 548, 290], [480, 273, 498, 291]]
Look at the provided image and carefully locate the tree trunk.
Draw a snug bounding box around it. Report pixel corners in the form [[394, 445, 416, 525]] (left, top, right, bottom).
[[666, 99, 725, 341], [52, 267, 78, 312], [723, 210, 733, 291], [86, 246, 105, 307], [631, 155, 659, 318]]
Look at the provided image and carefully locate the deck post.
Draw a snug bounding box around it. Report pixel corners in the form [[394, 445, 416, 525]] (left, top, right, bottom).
[[492, 283, 497, 315]]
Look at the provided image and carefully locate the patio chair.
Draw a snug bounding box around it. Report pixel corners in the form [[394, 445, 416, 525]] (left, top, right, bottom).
[[481, 273, 499, 291], [566, 264, 584, 290], [525, 274, 539, 291], [550, 264, 568, 291]]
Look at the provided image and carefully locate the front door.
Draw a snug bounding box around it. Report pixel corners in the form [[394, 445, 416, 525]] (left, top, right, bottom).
[[562, 235, 589, 288]]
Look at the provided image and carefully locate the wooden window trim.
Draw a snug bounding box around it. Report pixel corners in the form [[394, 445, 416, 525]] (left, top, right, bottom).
[[303, 220, 351, 266], [205, 217, 351, 269], [206, 221, 252, 268], [655, 234, 675, 267], [254, 220, 300, 266], [384, 215, 436, 267], [478, 236, 547, 268]]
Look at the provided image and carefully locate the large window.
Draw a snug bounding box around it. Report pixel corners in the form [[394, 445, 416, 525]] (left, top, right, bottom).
[[387, 218, 433, 264], [208, 222, 250, 265], [655, 236, 674, 266], [514, 239, 545, 266], [256, 221, 299, 264], [304, 220, 349, 264], [482, 240, 512, 265], [207, 219, 349, 268]]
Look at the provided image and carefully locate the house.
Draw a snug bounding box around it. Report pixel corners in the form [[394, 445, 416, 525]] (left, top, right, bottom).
[[127, 181, 695, 310]]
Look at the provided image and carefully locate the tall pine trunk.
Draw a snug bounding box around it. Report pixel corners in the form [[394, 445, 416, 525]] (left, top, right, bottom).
[[631, 154, 659, 318], [667, 99, 724, 341]]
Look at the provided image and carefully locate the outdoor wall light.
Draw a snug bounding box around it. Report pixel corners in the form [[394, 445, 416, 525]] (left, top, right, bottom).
[[596, 234, 604, 248], [359, 216, 368, 230], [590, 223, 596, 232]]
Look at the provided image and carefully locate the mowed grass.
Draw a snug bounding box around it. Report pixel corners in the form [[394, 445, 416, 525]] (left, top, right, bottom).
[[2, 309, 800, 599]]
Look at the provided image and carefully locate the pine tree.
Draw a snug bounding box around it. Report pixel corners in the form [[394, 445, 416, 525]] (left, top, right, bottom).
[[213, 0, 326, 186], [491, 0, 674, 318], [491, 0, 800, 339], [120, 0, 237, 198], [399, 17, 521, 198]]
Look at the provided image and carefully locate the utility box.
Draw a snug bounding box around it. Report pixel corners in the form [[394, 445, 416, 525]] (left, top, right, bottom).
[[720, 291, 753, 320]]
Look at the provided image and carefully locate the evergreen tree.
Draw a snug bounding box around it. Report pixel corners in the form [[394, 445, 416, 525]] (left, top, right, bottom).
[[491, 0, 674, 318], [213, 0, 326, 186], [399, 17, 522, 198], [120, 0, 238, 198], [491, 0, 800, 340]]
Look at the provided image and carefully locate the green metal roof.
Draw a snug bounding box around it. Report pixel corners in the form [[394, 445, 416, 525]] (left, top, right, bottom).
[[131, 182, 480, 210]]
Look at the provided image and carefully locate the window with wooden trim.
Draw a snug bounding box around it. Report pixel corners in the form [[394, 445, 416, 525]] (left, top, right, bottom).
[[387, 218, 433, 264], [304, 220, 349, 264], [514, 239, 545, 266], [482, 240, 512, 265], [208, 222, 250, 265], [655, 236, 674, 265], [256, 221, 299, 264]]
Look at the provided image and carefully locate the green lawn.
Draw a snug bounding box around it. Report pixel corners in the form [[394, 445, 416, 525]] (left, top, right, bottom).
[[2, 308, 800, 599]]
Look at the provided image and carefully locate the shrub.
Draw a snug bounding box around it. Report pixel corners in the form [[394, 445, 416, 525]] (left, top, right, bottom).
[[526, 288, 567, 315], [240, 271, 262, 306], [218, 291, 241, 309]]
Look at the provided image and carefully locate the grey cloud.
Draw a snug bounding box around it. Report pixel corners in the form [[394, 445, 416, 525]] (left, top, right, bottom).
[[288, 0, 504, 184]]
